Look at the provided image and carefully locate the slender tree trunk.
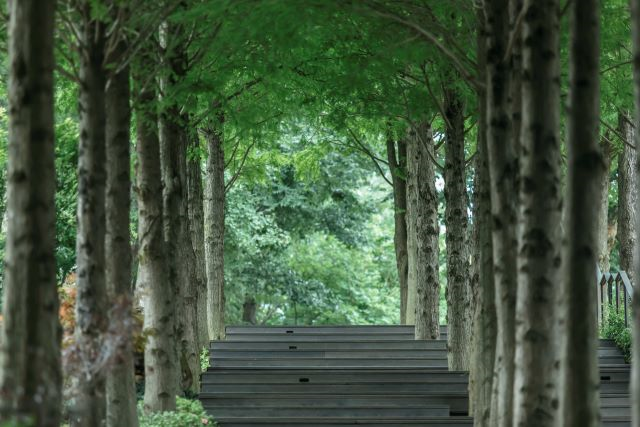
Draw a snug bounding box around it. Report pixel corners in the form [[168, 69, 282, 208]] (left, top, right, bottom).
[[443, 89, 471, 370], [187, 136, 209, 349], [387, 139, 409, 325], [559, 1, 602, 425], [598, 137, 612, 272], [204, 118, 226, 341], [618, 112, 637, 278], [484, 1, 518, 424], [159, 111, 200, 395], [406, 134, 418, 328], [513, 1, 562, 425], [242, 296, 258, 325], [0, 1, 62, 424], [134, 57, 178, 412], [105, 41, 138, 427], [407, 123, 440, 339], [469, 15, 496, 425], [631, 1, 640, 425], [72, 7, 108, 425]]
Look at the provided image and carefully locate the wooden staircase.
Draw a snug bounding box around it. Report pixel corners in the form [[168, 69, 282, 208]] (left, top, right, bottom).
[[200, 325, 631, 426]]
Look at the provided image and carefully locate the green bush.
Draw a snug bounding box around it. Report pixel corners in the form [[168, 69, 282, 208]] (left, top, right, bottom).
[[138, 397, 216, 427], [601, 304, 632, 362]]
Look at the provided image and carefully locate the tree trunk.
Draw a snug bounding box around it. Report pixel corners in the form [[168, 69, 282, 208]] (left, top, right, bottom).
[[204, 117, 226, 341], [72, 7, 108, 425], [559, 1, 602, 425], [513, 1, 562, 425], [187, 136, 209, 349], [406, 134, 418, 329], [407, 123, 440, 339], [483, 1, 518, 424], [159, 111, 201, 395], [597, 137, 612, 272], [134, 59, 178, 413], [387, 139, 409, 325], [469, 57, 496, 425], [631, 1, 640, 425], [443, 89, 471, 370], [242, 296, 258, 325], [105, 40, 138, 427], [0, 1, 62, 424], [618, 112, 637, 278]]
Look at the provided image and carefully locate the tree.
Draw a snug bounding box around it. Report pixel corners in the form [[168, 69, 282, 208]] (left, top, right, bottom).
[[72, 3, 108, 424], [0, 0, 62, 425], [443, 87, 471, 370], [617, 112, 637, 277], [406, 122, 440, 339], [559, 0, 602, 424], [134, 49, 179, 412]]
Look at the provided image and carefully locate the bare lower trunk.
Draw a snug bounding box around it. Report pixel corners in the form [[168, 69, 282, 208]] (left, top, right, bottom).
[[632, 2, 640, 425], [72, 7, 108, 425], [469, 70, 496, 425], [387, 139, 409, 325], [513, 1, 562, 425], [105, 43, 138, 427], [559, 1, 602, 425], [0, 1, 61, 424], [443, 89, 471, 370], [407, 123, 440, 340], [159, 112, 200, 395], [484, 1, 518, 425], [242, 296, 258, 325], [134, 61, 178, 412], [406, 134, 418, 328], [618, 112, 637, 278], [204, 119, 226, 341], [187, 137, 209, 349], [597, 138, 612, 272]]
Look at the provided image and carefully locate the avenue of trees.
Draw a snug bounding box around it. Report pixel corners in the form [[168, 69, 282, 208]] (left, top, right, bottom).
[[0, 1, 639, 427]]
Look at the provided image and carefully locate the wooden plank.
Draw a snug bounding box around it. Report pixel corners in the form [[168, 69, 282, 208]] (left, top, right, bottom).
[[225, 325, 425, 334], [225, 334, 417, 342], [210, 350, 449, 359], [213, 417, 474, 426], [209, 358, 450, 368], [203, 406, 451, 418], [201, 383, 471, 394], [210, 340, 447, 350]]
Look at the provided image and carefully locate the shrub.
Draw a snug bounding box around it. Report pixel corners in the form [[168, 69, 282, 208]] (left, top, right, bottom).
[[601, 304, 632, 362], [138, 397, 216, 427]]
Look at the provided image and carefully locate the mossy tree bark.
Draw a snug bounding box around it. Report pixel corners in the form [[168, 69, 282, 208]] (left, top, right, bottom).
[[0, 1, 62, 424], [513, 1, 562, 425], [387, 139, 409, 325], [443, 89, 472, 370], [406, 123, 440, 339], [597, 137, 613, 272], [105, 31, 138, 427], [72, 5, 108, 424], [204, 116, 226, 341], [483, 0, 518, 424], [617, 112, 637, 279], [559, 0, 602, 425], [134, 52, 178, 412]]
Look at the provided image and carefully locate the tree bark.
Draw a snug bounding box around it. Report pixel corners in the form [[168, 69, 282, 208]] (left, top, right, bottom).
[[631, 1, 640, 425], [187, 136, 209, 349], [469, 76, 496, 427], [204, 117, 226, 341], [72, 6, 108, 425], [387, 139, 409, 325], [513, 1, 562, 425], [597, 137, 612, 272], [443, 89, 472, 370], [242, 296, 258, 325], [483, 1, 518, 424], [559, 1, 602, 425], [618, 112, 637, 278], [406, 123, 440, 339], [134, 60, 178, 412], [406, 134, 418, 329], [0, 1, 62, 424], [105, 38, 138, 427]]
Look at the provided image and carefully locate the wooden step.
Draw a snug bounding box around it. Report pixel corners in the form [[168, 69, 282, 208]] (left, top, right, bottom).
[[209, 358, 450, 368], [199, 393, 469, 414], [225, 325, 426, 334], [225, 334, 416, 342], [211, 340, 447, 351], [210, 350, 449, 358], [203, 405, 451, 418], [214, 417, 474, 426]]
